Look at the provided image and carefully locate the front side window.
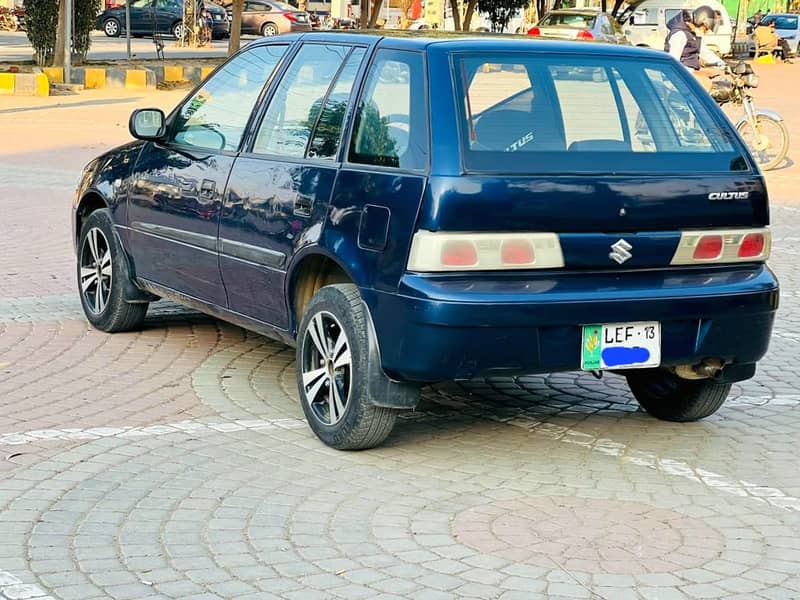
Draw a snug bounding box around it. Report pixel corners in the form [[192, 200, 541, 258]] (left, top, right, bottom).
[[455, 54, 745, 173], [253, 44, 352, 158], [348, 49, 428, 170], [171, 45, 286, 151]]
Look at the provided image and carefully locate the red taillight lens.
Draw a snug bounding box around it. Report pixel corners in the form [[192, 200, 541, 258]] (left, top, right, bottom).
[[527, 26, 541, 35], [738, 233, 765, 258], [284, 11, 297, 21], [577, 29, 594, 39], [501, 239, 535, 265], [441, 240, 478, 267], [693, 235, 723, 260]]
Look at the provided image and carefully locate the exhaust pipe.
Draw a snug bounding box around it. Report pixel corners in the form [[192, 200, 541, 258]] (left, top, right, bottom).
[[675, 358, 725, 380]]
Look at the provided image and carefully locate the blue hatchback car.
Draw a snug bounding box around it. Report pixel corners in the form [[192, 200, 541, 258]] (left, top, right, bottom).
[[73, 32, 779, 449]]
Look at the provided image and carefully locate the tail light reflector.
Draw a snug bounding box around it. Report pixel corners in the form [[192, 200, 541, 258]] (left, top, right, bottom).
[[284, 11, 297, 20], [408, 231, 563, 272], [577, 29, 594, 39], [527, 26, 541, 35], [671, 229, 771, 265], [692, 235, 723, 260]]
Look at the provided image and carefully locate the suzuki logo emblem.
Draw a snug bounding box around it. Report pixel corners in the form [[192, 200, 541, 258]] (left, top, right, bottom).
[[609, 239, 633, 264]]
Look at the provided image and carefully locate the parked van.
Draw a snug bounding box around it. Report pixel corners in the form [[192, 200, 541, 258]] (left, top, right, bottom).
[[618, 0, 733, 56]]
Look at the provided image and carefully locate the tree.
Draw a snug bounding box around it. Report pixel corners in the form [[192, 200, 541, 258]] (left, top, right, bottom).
[[228, 0, 243, 55], [24, 0, 57, 65], [477, 0, 525, 31], [74, 0, 101, 61]]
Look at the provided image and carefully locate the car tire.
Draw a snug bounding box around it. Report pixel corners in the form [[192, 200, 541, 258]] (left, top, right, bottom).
[[77, 209, 148, 333], [626, 369, 731, 422], [103, 17, 121, 37], [261, 22, 279, 36], [296, 284, 398, 450], [172, 21, 184, 39]]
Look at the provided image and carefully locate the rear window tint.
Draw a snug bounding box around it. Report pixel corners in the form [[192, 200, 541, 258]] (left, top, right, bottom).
[[454, 54, 747, 174]]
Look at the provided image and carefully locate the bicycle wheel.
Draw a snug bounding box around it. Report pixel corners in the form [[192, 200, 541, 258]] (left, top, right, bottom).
[[736, 114, 790, 171]]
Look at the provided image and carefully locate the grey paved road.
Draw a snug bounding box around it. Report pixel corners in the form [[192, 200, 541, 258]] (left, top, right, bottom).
[[0, 30, 256, 63], [0, 65, 799, 600]]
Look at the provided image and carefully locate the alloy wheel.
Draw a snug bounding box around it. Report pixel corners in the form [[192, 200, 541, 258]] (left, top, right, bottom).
[[104, 19, 119, 36], [79, 227, 113, 314], [301, 311, 352, 426]]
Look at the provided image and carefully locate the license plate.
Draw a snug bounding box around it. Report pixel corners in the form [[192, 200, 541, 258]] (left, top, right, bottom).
[[581, 322, 660, 370]]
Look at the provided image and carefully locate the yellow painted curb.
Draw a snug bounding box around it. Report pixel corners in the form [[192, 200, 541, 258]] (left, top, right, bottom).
[[201, 66, 215, 81], [164, 65, 183, 82], [125, 69, 148, 89], [0, 73, 14, 95], [85, 68, 107, 89], [35, 73, 49, 96], [43, 67, 64, 84]]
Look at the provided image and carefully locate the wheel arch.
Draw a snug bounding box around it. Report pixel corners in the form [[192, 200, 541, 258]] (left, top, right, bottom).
[[74, 191, 109, 251], [285, 247, 357, 336]]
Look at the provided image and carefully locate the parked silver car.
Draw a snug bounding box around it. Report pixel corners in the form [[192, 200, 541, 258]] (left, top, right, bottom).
[[528, 8, 629, 44]]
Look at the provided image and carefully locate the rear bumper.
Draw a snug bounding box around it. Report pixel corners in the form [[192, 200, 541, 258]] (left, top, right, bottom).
[[363, 265, 779, 382]]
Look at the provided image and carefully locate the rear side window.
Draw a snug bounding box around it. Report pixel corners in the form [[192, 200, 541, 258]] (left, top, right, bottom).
[[348, 49, 428, 171], [254, 44, 353, 158], [455, 54, 746, 173]]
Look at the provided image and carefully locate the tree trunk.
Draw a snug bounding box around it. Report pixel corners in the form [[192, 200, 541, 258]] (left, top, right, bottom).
[[369, 0, 384, 27], [462, 0, 478, 30], [53, 0, 66, 66], [447, 0, 460, 29], [361, 0, 370, 28], [227, 0, 244, 55]]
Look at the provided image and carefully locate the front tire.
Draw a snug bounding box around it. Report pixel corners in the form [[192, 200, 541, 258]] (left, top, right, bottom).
[[736, 115, 789, 171], [103, 17, 121, 37], [626, 369, 731, 422], [77, 209, 148, 333], [296, 284, 397, 450], [172, 21, 184, 39]]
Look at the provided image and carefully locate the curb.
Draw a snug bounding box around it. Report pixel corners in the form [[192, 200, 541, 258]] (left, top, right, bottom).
[[43, 64, 219, 90], [0, 72, 49, 96]]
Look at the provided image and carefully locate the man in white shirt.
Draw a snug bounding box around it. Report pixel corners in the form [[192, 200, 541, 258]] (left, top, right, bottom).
[[664, 6, 725, 90]]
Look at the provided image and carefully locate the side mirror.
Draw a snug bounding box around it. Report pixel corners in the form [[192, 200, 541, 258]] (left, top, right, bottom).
[[129, 108, 166, 140]]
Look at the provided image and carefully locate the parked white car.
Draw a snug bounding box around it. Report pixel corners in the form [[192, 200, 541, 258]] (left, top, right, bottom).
[[618, 0, 733, 56]]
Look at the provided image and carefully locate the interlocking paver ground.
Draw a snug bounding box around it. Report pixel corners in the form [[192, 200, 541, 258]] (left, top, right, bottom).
[[1, 65, 800, 600]]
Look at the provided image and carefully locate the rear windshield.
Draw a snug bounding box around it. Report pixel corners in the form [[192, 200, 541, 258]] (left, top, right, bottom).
[[541, 12, 597, 28], [454, 54, 747, 174]]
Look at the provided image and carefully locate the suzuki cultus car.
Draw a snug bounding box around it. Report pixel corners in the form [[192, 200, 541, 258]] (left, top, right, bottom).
[[73, 33, 778, 449]]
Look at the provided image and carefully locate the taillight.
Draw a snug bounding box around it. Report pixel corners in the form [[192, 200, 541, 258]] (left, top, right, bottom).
[[738, 233, 765, 258], [527, 26, 541, 35], [284, 11, 297, 21], [407, 231, 563, 272], [692, 235, 723, 260], [577, 29, 594, 40], [441, 240, 478, 267], [671, 229, 771, 265]]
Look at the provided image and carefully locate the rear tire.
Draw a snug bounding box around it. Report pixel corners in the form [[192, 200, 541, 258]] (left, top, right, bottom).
[[296, 284, 398, 450], [736, 114, 789, 171], [626, 369, 731, 422], [77, 209, 148, 333], [261, 22, 279, 36]]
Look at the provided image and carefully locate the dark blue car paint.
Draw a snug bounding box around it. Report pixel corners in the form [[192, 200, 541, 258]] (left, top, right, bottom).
[[73, 33, 779, 391]]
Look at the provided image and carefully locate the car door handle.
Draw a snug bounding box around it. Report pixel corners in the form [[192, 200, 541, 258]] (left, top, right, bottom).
[[294, 193, 313, 217], [200, 179, 216, 198]]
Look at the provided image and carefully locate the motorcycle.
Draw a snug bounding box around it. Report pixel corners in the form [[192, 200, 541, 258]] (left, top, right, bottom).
[[710, 61, 789, 171]]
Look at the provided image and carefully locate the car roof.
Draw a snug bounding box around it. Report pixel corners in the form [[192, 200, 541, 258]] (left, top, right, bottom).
[[249, 31, 670, 59]]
